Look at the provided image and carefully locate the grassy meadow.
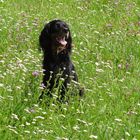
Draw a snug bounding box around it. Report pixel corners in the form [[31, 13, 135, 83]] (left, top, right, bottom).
[[0, 0, 140, 139]]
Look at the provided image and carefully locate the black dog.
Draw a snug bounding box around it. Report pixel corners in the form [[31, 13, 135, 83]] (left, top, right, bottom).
[[39, 20, 83, 101]]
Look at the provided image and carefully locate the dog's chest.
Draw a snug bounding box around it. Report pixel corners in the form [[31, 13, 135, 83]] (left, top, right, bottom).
[[50, 61, 69, 73]]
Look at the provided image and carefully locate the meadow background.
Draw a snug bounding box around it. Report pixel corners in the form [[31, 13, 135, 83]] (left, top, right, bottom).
[[0, 0, 140, 139]]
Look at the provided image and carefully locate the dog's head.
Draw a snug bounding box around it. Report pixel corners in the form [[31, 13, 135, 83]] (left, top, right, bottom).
[[39, 20, 72, 54]]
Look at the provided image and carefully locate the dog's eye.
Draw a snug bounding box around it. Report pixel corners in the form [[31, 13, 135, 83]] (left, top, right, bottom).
[[55, 23, 60, 29], [63, 27, 68, 33]]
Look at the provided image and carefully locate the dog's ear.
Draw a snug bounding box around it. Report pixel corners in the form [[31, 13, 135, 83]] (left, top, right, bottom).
[[39, 23, 51, 51], [66, 30, 73, 53]]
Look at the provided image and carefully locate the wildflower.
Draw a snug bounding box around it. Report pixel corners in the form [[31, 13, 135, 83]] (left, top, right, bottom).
[[20, 124, 25, 127], [9, 128, 18, 134], [25, 122, 30, 126], [11, 114, 19, 120], [7, 87, 12, 92], [106, 23, 113, 29], [0, 0, 4, 3], [127, 111, 137, 115], [35, 116, 45, 120], [118, 64, 122, 69], [60, 77, 65, 82], [96, 68, 104, 73], [61, 125, 67, 130], [32, 71, 39, 77], [24, 98, 28, 102], [76, 109, 84, 114], [7, 96, 13, 101], [94, 31, 99, 34], [115, 118, 122, 122], [42, 112, 47, 115], [77, 119, 88, 126], [83, 130, 88, 133], [89, 135, 98, 139], [32, 121, 36, 124], [125, 132, 130, 136], [7, 125, 16, 129], [95, 62, 100, 66], [16, 86, 21, 90], [39, 83, 46, 89], [71, 80, 79, 85], [24, 130, 30, 134], [73, 125, 80, 131], [56, 137, 61, 140], [24, 108, 31, 113], [59, 114, 65, 118], [0, 83, 4, 87]]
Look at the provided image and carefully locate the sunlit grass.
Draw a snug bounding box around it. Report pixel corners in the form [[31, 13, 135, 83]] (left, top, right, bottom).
[[0, 0, 140, 139]]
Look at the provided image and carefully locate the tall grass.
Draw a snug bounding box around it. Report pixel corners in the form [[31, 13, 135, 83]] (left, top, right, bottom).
[[0, 0, 140, 139]]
